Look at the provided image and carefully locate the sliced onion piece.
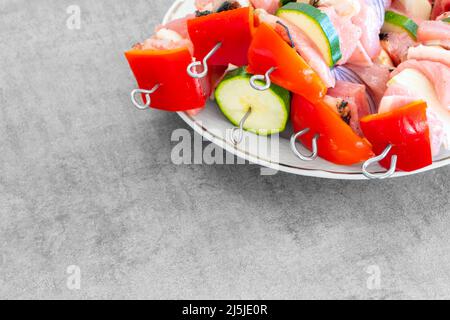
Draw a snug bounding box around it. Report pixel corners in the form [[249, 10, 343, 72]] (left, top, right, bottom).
[[366, 0, 389, 27]]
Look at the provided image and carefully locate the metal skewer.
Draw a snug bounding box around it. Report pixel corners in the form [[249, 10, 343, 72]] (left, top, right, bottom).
[[290, 128, 320, 161], [249, 67, 276, 91], [230, 108, 252, 145], [130, 84, 160, 110], [187, 42, 222, 79], [276, 21, 295, 48], [248, 21, 292, 92], [362, 144, 398, 180]]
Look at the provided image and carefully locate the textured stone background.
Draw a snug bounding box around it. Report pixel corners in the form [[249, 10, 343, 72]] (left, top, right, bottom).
[[0, 0, 449, 300]]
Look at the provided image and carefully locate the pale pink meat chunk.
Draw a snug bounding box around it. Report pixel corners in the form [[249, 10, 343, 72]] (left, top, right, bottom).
[[347, 63, 391, 107], [407, 45, 450, 68], [250, 0, 280, 14], [134, 29, 193, 54], [155, 14, 194, 40], [320, 6, 362, 65], [352, 0, 382, 59], [381, 32, 417, 66], [418, 20, 450, 41], [327, 80, 371, 136], [418, 19, 450, 49], [348, 41, 374, 66]]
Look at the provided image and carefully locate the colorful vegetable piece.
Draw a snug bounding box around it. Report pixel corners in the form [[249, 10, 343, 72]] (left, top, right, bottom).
[[187, 6, 255, 67], [276, 2, 342, 67], [382, 11, 418, 40], [431, 0, 450, 20], [360, 101, 433, 172], [125, 47, 208, 111], [291, 94, 374, 165], [254, 9, 336, 88], [247, 23, 326, 102], [215, 67, 290, 136]]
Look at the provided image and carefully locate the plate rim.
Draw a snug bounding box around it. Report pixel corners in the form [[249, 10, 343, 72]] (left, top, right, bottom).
[[164, 0, 450, 180]]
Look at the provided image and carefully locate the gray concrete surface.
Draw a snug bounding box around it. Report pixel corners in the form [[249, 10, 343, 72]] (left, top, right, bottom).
[[0, 0, 449, 300]]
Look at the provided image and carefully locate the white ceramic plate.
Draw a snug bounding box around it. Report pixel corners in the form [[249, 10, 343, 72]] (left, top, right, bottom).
[[163, 0, 450, 180]]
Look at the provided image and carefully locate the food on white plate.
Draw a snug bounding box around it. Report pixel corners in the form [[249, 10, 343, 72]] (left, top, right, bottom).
[[124, 0, 450, 177], [215, 67, 291, 135], [320, 6, 363, 66], [246, 21, 327, 101], [255, 8, 335, 87], [407, 45, 450, 67], [393, 60, 450, 109], [380, 31, 416, 66], [195, 0, 241, 12], [431, 0, 450, 20], [345, 63, 391, 106], [133, 27, 193, 53], [277, 2, 343, 67], [392, 0, 432, 21], [379, 64, 450, 155], [314, 0, 362, 18], [375, 47, 395, 68], [326, 80, 372, 135], [249, 0, 281, 14], [155, 14, 194, 39], [361, 100, 434, 173], [417, 19, 450, 49], [382, 10, 418, 40], [351, 0, 384, 59]]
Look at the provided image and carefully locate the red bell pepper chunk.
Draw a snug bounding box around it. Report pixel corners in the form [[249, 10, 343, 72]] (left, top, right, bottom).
[[360, 101, 432, 172], [187, 7, 255, 67], [125, 47, 208, 111], [247, 23, 326, 103], [291, 94, 374, 165]]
